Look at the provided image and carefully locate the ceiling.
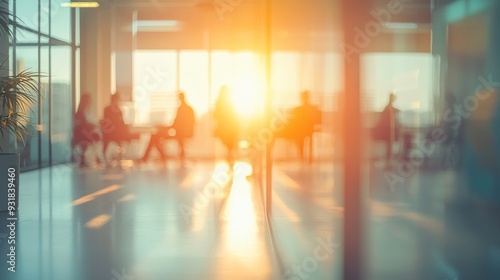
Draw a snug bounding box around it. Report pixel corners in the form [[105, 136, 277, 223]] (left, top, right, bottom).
[[448, 11, 489, 55], [102, 0, 201, 8], [97, 0, 431, 51]]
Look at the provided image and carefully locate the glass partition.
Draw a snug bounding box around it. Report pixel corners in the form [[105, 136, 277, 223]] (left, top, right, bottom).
[[15, 45, 40, 169], [51, 46, 73, 164], [7, 0, 77, 170]]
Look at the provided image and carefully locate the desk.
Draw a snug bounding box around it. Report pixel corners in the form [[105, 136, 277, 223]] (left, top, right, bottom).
[[129, 126, 157, 135]]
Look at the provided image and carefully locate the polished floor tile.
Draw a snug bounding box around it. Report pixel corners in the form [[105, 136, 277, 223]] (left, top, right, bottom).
[[0, 162, 279, 280], [1, 160, 499, 279]]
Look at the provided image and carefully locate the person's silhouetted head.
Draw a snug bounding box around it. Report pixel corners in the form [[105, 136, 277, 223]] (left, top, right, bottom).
[[178, 91, 186, 103], [78, 93, 92, 113], [218, 85, 231, 103], [110, 93, 120, 106], [388, 92, 396, 105], [300, 90, 310, 105], [445, 92, 456, 107]]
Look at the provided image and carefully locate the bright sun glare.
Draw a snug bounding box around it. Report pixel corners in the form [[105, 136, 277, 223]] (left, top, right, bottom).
[[229, 74, 265, 117]]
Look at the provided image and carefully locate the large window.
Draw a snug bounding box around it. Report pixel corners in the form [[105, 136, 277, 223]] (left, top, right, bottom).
[[7, 0, 78, 170], [15, 46, 40, 168], [361, 53, 434, 127], [133, 50, 177, 125], [51, 46, 73, 164]]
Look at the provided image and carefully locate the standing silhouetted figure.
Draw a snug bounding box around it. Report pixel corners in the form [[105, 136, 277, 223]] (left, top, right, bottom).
[[213, 85, 240, 166], [373, 92, 400, 168], [289, 90, 321, 162]]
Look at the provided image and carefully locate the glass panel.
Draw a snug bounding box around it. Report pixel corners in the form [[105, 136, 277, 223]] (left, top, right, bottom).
[[210, 51, 231, 102], [270, 51, 341, 161], [361, 53, 440, 280], [16, 0, 38, 31], [16, 28, 38, 43], [132, 50, 177, 125], [9, 0, 13, 20], [209, 50, 267, 160], [40, 0, 49, 34], [179, 50, 210, 158], [361, 53, 434, 128], [40, 35, 49, 43], [51, 46, 72, 164], [179, 51, 209, 118], [75, 8, 80, 46], [40, 46, 50, 164], [50, 0, 71, 42], [75, 48, 80, 106], [15, 46, 40, 169], [262, 1, 341, 279], [272, 52, 301, 108], [9, 45, 13, 74]]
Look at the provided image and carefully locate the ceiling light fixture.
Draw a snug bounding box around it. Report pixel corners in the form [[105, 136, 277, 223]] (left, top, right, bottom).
[[134, 20, 182, 32], [383, 22, 419, 29], [60, 1, 100, 8]]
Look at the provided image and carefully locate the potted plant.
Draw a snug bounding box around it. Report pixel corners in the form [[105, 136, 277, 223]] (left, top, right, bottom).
[[0, 1, 40, 213]]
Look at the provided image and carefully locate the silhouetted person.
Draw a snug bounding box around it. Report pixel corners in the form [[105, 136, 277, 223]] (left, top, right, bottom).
[[213, 85, 240, 165], [72, 93, 102, 167], [140, 92, 195, 163], [289, 90, 321, 161], [373, 92, 400, 167], [102, 93, 139, 158]]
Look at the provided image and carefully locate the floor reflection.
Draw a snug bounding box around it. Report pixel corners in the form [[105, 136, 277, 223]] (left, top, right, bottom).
[[212, 162, 276, 280]]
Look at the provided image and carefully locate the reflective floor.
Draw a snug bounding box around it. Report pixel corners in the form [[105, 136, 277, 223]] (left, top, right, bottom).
[[0, 161, 280, 280], [1, 160, 500, 280]]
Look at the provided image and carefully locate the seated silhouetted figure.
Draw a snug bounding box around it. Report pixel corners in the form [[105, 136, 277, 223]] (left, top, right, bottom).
[[140, 92, 195, 163], [283, 91, 321, 161], [72, 93, 103, 167], [101, 93, 139, 159]]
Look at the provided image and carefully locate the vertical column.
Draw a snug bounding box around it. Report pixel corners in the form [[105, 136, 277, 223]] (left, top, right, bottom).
[[486, 2, 500, 81], [264, 0, 273, 216], [0, 0, 9, 151], [0, 1, 10, 153], [342, 1, 366, 280], [485, 1, 500, 191], [80, 4, 112, 118], [176, 49, 180, 91], [113, 8, 134, 103], [430, 6, 448, 122]]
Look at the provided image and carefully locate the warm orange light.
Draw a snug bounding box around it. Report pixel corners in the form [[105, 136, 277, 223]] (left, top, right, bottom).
[[229, 73, 265, 117], [85, 214, 111, 229], [224, 163, 258, 251], [60, 2, 100, 8], [72, 184, 122, 206], [117, 194, 136, 203]]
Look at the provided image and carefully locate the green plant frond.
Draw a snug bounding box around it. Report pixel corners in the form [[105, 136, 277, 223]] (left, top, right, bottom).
[[0, 66, 42, 146], [15, 130, 26, 146], [0, 3, 40, 147], [1, 90, 34, 114], [13, 111, 31, 121], [16, 122, 31, 136], [4, 123, 25, 145], [0, 7, 13, 38], [0, 0, 24, 39], [1, 71, 40, 103], [11, 90, 37, 105], [3, 116, 31, 145]]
